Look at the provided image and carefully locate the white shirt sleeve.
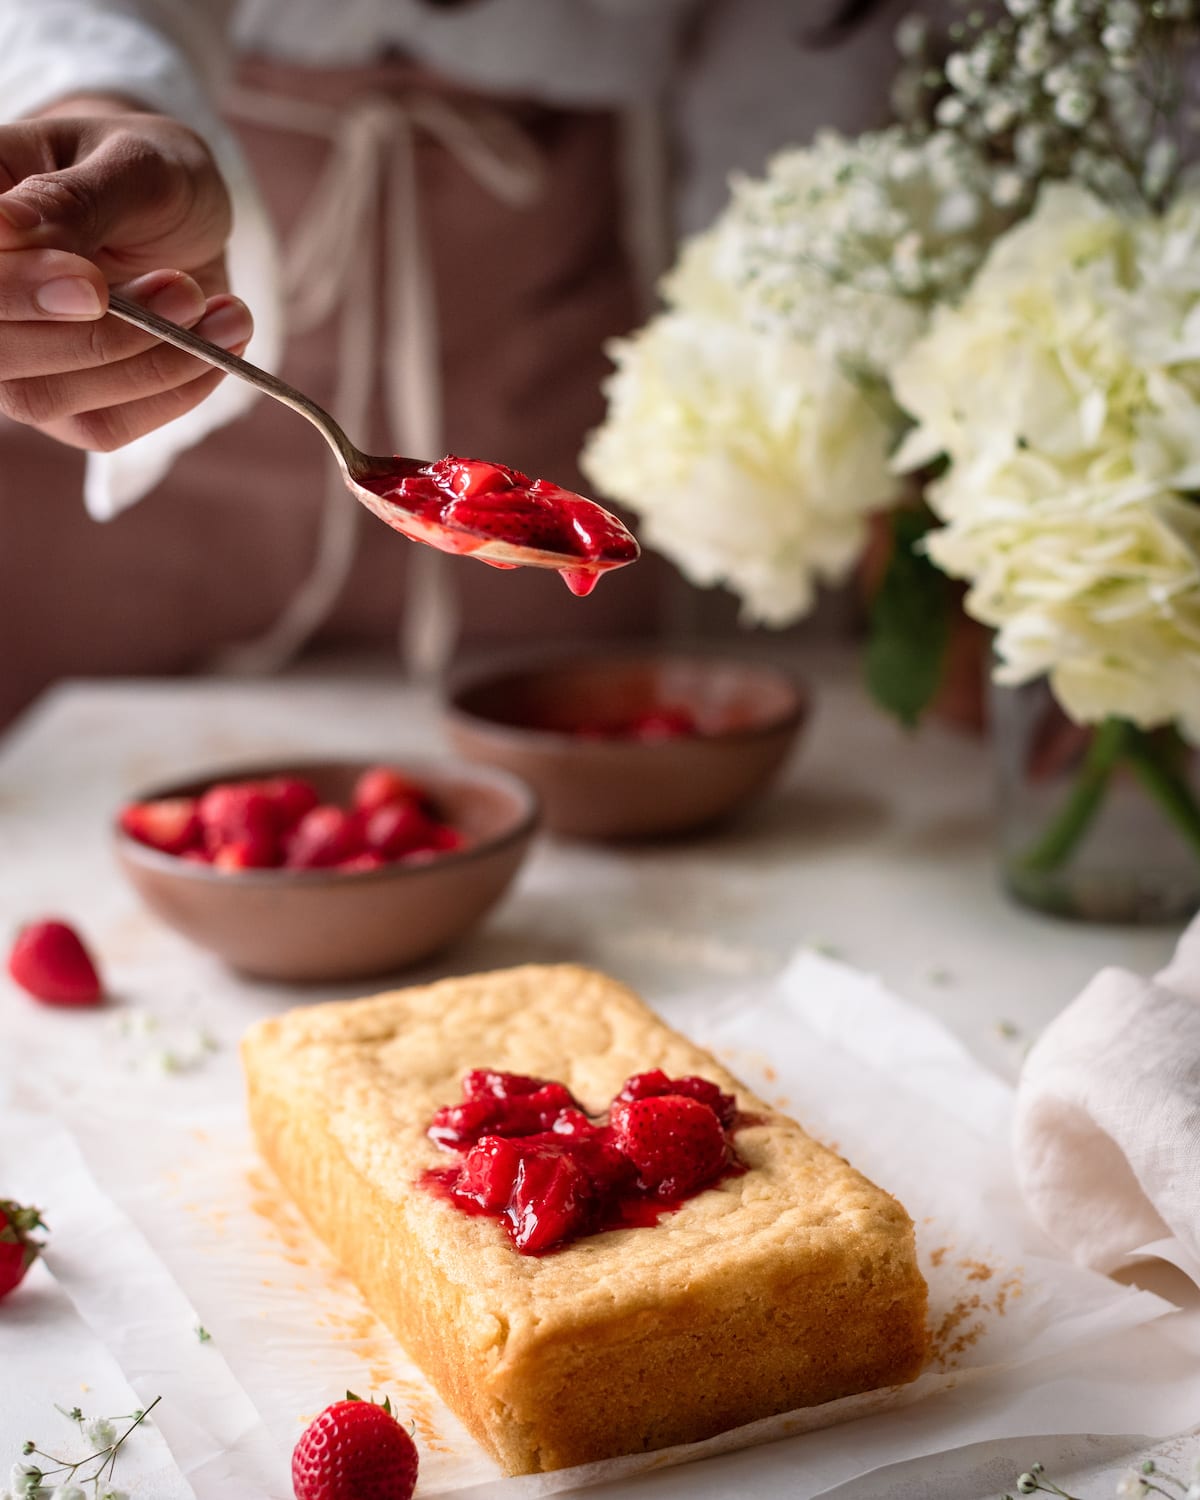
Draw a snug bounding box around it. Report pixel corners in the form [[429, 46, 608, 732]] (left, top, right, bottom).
[[0, 0, 282, 519]]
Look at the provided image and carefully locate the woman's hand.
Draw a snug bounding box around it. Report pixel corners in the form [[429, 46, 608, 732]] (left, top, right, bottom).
[[0, 99, 253, 451]]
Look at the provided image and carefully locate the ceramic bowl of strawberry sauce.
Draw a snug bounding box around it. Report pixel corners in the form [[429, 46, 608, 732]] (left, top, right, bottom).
[[444, 653, 807, 840], [113, 759, 538, 982]]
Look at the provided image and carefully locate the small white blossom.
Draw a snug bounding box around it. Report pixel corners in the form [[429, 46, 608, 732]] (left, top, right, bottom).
[[983, 96, 1020, 134], [1006, 0, 1040, 15], [936, 95, 968, 127], [894, 13, 928, 58], [1116, 1473, 1148, 1499], [9, 1466, 40, 1500], [992, 169, 1028, 208], [83, 1417, 117, 1450], [1055, 88, 1096, 128], [1017, 19, 1054, 72], [1184, 1484, 1200, 1500], [99, 1490, 129, 1500], [1052, 0, 1084, 34], [50, 1486, 88, 1500]]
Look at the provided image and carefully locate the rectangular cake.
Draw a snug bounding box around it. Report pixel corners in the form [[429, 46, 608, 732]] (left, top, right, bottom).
[[242, 964, 928, 1474]]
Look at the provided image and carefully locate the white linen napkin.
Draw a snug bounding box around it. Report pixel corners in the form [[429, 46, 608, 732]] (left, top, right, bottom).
[[1013, 910, 1200, 1284]]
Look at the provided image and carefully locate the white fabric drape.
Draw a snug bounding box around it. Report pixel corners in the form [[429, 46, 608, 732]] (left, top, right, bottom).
[[1014, 911, 1200, 1286]]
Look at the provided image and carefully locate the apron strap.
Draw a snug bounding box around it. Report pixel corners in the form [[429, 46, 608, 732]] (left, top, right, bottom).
[[212, 84, 545, 679]]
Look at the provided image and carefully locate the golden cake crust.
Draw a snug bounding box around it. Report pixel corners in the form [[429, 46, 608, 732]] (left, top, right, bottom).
[[242, 964, 928, 1474]]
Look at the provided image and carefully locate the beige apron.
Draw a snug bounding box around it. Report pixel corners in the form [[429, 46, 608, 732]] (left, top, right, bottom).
[[0, 57, 670, 726]]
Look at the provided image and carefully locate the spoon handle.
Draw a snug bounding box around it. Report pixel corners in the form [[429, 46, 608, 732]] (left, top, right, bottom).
[[107, 292, 373, 481]]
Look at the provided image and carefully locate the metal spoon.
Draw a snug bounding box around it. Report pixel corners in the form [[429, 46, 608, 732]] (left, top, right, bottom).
[[107, 292, 638, 579]]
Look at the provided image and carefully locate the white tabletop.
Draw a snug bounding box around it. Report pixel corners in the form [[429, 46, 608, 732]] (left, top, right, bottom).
[[0, 653, 1195, 1498]]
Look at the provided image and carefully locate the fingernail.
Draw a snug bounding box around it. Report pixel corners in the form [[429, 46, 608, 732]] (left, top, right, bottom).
[[35, 277, 103, 317], [0, 197, 40, 231], [144, 275, 205, 325], [198, 300, 252, 350]]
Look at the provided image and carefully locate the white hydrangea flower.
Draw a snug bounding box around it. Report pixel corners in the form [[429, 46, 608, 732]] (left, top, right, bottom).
[[582, 300, 897, 627], [894, 184, 1200, 740]]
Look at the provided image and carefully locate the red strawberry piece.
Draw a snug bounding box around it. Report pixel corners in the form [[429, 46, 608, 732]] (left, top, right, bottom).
[[199, 782, 277, 853], [363, 801, 438, 860], [611, 1094, 728, 1199], [444, 492, 578, 555], [462, 1070, 548, 1100], [352, 767, 427, 817], [509, 1148, 592, 1253], [0, 1200, 46, 1301], [213, 831, 279, 871], [454, 1135, 525, 1212], [292, 1393, 418, 1500], [7, 919, 103, 1006], [284, 806, 363, 869], [629, 706, 699, 741], [119, 797, 202, 856], [336, 852, 386, 874], [616, 1071, 736, 1127], [428, 455, 523, 502], [260, 776, 319, 830]]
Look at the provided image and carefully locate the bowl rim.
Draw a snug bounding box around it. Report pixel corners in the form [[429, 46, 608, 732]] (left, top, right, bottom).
[[113, 754, 541, 886], [442, 647, 810, 749]]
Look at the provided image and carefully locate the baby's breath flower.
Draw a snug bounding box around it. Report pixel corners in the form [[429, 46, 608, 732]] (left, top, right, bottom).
[[1017, 1475, 1038, 1495], [49, 1486, 88, 1500], [1054, 88, 1096, 127], [895, 13, 929, 57], [992, 169, 1028, 207], [8, 1465, 40, 1500], [83, 1417, 117, 1450], [936, 95, 969, 127], [1115, 1473, 1148, 1499]]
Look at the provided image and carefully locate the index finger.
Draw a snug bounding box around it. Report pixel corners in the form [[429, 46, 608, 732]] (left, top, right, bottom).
[[0, 266, 207, 376]]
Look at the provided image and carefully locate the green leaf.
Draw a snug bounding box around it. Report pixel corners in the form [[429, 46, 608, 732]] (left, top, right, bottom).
[[865, 508, 956, 729]]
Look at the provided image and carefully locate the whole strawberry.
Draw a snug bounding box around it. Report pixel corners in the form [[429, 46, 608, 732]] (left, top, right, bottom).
[[293, 1393, 418, 1500], [611, 1094, 728, 1199], [7, 919, 103, 1006], [0, 1200, 46, 1301]]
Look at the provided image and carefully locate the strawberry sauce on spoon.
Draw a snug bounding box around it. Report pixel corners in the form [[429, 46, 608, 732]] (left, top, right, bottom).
[[359, 456, 639, 596]]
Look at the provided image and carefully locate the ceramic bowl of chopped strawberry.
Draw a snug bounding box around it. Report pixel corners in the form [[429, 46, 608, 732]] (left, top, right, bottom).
[[444, 651, 808, 839], [114, 759, 538, 981]]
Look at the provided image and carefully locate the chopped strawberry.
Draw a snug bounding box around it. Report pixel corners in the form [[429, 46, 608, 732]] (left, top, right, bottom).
[[610, 1094, 728, 1199], [0, 1200, 46, 1302], [616, 1071, 737, 1127], [362, 801, 437, 859], [7, 919, 103, 1006], [199, 782, 276, 853], [213, 832, 279, 871], [352, 766, 426, 817], [260, 776, 319, 830], [292, 1393, 418, 1500], [119, 797, 202, 855], [509, 1148, 592, 1253], [454, 1135, 525, 1212], [336, 852, 386, 873], [284, 805, 363, 869]]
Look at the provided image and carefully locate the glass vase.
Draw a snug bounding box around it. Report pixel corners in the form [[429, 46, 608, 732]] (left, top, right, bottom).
[[992, 679, 1200, 923]]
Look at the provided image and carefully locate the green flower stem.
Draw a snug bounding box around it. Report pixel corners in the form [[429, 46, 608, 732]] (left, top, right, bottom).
[[1019, 718, 1133, 874], [1124, 733, 1200, 862]]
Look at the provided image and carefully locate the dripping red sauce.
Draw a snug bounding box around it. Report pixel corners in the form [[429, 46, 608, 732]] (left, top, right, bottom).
[[420, 1067, 749, 1255], [361, 455, 638, 596]]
